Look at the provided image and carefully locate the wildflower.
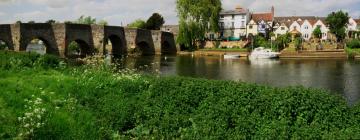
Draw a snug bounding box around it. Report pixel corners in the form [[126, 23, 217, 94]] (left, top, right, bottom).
[[24, 124, 29, 128]]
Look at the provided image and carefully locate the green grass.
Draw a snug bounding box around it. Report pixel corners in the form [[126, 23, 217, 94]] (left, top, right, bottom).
[[346, 48, 360, 58], [1, 51, 360, 139]]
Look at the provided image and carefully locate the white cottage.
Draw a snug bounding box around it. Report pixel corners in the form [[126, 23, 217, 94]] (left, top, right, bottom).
[[274, 23, 289, 38], [313, 19, 329, 40], [246, 19, 258, 37], [300, 20, 314, 40]]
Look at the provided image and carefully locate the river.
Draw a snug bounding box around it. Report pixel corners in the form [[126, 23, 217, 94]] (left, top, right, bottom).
[[115, 55, 360, 105]]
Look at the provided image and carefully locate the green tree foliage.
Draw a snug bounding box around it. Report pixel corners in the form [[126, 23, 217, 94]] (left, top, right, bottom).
[[145, 13, 165, 30], [176, 0, 222, 49], [28, 21, 36, 24], [312, 26, 322, 39], [97, 20, 108, 26], [76, 15, 97, 25], [275, 33, 291, 51], [127, 19, 147, 29], [294, 37, 302, 51], [326, 11, 349, 42], [346, 39, 360, 49], [15, 21, 22, 24], [253, 35, 270, 48], [46, 19, 56, 24]]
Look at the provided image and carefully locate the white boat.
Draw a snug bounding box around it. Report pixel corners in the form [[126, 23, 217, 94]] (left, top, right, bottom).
[[224, 54, 241, 59], [249, 47, 280, 59]]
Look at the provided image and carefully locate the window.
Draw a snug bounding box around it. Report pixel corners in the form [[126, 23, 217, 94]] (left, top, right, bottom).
[[220, 15, 224, 19], [317, 25, 321, 28], [261, 25, 266, 28], [231, 22, 235, 29], [304, 34, 309, 38], [241, 21, 245, 27], [249, 25, 253, 29], [232, 15, 235, 19], [242, 15, 245, 19], [281, 27, 285, 30], [305, 26, 308, 29], [220, 22, 224, 29]]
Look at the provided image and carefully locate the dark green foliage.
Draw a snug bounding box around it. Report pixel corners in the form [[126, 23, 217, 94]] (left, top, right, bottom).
[[326, 11, 349, 42], [45, 19, 56, 24], [176, 0, 222, 49], [1, 52, 360, 139], [347, 39, 360, 49], [275, 33, 291, 51], [145, 13, 165, 30], [313, 26, 322, 39], [0, 51, 62, 69]]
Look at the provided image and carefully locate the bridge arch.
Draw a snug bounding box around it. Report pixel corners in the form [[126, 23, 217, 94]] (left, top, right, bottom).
[[66, 39, 93, 58], [161, 41, 177, 55], [21, 37, 56, 55], [135, 41, 154, 56], [0, 40, 13, 50], [104, 34, 126, 56]]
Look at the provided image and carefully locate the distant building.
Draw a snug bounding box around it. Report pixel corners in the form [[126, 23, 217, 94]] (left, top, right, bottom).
[[219, 5, 250, 40], [249, 6, 275, 37]]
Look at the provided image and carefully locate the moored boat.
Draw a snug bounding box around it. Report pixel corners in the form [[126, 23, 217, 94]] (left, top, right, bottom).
[[249, 47, 280, 59]]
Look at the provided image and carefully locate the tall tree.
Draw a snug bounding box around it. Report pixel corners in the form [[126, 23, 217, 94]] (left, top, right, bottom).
[[176, 0, 222, 49], [145, 13, 165, 30], [325, 11, 349, 42], [15, 21, 22, 24], [76, 15, 97, 25], [46, 19, 56, 24], [312, 26, 322, 39], [127, 19, 146, 29], [28, 21, 35, 23]]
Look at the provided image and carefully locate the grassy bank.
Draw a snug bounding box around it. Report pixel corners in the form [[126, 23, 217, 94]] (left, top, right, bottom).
[[346, 48, 360, 58], [1, 51, 360, 139]]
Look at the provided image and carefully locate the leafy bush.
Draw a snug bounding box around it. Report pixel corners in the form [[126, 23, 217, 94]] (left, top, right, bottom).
[[346, 39, 360, 49], [1, 52, 360, 139]]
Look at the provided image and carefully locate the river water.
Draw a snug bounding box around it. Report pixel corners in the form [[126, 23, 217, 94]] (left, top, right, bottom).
[[115, 55, 360, 105]]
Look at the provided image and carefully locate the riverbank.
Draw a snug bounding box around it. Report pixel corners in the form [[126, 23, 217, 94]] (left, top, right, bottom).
[[1, 51, 360, 139]]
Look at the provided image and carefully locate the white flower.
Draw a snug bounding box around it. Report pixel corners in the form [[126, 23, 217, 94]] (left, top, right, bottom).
[[24, 124, 29, 128]]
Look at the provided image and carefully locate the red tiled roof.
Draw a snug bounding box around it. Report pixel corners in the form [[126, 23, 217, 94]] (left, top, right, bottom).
[[307, 19, 317, 26], [355, 19, 360, 24], [251, 13, 273, 22]]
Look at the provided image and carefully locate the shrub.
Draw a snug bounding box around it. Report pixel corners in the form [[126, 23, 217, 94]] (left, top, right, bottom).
[[347, 39, 360, 49]]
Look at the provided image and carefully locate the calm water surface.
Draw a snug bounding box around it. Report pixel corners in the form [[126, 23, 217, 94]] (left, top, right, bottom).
[[115, 55, 360, 105]]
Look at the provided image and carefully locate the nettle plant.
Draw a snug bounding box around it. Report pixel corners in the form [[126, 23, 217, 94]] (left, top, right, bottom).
[[17, 95, 47, 138]]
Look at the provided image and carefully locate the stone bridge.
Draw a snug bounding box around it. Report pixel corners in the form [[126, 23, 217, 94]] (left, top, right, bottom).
[[0, 23, 177, 57]]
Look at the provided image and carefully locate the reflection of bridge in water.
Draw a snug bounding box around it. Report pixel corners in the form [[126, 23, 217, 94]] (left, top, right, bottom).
[[0, 23, 177, 57]]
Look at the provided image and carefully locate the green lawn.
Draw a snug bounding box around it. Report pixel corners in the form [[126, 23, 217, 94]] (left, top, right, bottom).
[[1, 51, 360, 139]]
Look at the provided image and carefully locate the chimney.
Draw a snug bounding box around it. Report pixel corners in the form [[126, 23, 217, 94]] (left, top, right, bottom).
[[271, 6, 275, 16], [235, 5, 243, 11]]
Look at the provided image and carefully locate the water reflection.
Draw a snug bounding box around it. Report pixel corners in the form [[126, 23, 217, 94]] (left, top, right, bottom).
[[113, 55, 360, 105]]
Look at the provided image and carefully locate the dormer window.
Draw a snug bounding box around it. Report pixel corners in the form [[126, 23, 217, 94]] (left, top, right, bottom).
[[232, 15, 235, 19], [305, 26, 308, 29]]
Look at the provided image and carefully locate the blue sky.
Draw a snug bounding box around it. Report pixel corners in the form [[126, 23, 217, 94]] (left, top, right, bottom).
[[0, 0, 359, 25]]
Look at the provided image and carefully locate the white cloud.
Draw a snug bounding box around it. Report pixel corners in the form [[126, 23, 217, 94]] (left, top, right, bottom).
[[0, 0, 359, 25]]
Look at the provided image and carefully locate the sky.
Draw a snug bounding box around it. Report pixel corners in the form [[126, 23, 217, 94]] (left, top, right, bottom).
[[0, 0, 359, 26]]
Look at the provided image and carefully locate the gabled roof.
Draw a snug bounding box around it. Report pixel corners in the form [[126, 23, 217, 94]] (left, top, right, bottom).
[[355, 19, 360, 24], [307, 19, 318, 26], [251, 12, 273, 22]]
